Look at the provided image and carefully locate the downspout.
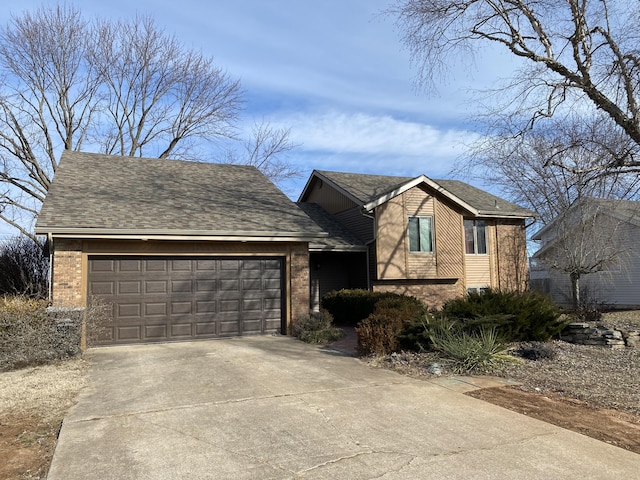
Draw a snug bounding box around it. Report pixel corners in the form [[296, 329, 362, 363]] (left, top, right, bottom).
[[360, 208, 376, 291], [47, 233, 53, 304]]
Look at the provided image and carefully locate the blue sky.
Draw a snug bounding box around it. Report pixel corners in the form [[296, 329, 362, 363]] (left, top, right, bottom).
[[1, 0, 518, 209]]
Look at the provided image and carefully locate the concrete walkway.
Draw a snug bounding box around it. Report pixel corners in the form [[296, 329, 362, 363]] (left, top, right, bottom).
[[48, 336, 639, 479]]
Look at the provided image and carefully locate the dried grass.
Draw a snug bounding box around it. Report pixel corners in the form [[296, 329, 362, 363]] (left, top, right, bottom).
[[0, 358, 88, 422]]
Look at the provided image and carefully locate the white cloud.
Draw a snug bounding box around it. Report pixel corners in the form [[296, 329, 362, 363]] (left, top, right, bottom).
[[276, 111, 478, 159]]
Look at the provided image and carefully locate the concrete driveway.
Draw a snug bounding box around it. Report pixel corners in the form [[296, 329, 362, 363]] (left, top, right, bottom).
[[48, 336, 638, 479]]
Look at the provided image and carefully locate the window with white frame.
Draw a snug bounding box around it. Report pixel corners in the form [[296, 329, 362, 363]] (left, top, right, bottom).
[[464, 219, 487, 254], [408, 216, 433, 253], [467, 286, 490, 295]]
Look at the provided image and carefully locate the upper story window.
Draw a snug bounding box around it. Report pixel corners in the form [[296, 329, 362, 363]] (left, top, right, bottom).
[[408, 216, 433, 253], [464, 219, 487, 254]]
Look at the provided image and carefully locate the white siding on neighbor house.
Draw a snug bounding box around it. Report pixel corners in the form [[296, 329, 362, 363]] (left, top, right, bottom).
[[533, 221, 640, 307]]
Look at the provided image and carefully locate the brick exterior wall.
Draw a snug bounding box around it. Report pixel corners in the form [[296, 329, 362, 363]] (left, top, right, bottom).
[[51, 239, 84, 308], [289, 243, 310, 325], [372, 280, 462, 310]]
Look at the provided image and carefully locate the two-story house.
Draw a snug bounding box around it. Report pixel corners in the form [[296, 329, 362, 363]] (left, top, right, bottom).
[[298, 170, 535, 310]]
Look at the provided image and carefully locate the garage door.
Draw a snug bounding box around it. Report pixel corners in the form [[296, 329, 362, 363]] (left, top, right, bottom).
[[87, 256, 284, 345]]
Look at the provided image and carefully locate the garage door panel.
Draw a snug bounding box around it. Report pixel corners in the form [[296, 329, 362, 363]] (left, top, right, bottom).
[[171, 323, 193, 337], [219, 279, 240, 291], [145, 260, 167, 272], [219, 299, 240, 312], [196, 301, 217, 313], [90, 259, 116, 273], [263, 278, 281, 290], [195, 322, 217, 336], [219, 320, 241, 335], [91, 281, 114, 295], [171, 302, 193, 314], [118, 303, 142, 318], [117, 325, 142, 341], [88, 256, 284, 344], [242, 298, 263, 311], [241, 319, 262, 333], [196, 280, 216, 292], [170, 259, 192, 271], [118, 281, 141, 295], [242, 278, 262, 290], [145, 281, 167, 294], [196, 259, 218, 271], [119, 260, 143, 272], [171, 280, 193, 293], [145, 303, 167, 316], [144, 324, 167, 339], [220, 260, 240, 270]]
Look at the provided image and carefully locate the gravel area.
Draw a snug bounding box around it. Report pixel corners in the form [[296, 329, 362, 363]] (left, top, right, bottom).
[[369, 310, 640, 416]]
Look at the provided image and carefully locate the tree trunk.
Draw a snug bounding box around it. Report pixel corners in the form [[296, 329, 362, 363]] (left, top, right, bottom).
[[570, 273, 580, 309]]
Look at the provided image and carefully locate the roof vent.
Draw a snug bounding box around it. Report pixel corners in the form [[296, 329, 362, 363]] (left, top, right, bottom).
[[494, 200, 499, 209]]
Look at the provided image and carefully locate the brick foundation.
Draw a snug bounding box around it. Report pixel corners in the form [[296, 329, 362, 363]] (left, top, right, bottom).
[[372, 280, 462, 310]]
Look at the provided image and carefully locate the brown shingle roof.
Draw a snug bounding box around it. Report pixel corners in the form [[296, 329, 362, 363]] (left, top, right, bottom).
[[312, 170, 534, 218], [35, 151, 325, 238], [296, 203, 366, 251]]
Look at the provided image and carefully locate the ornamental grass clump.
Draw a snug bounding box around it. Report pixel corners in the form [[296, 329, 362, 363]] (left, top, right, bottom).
[[427, 318, 515, 373]]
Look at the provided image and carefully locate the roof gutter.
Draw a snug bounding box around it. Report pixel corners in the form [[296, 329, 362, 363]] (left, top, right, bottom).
[[36, 228, 328, 242]]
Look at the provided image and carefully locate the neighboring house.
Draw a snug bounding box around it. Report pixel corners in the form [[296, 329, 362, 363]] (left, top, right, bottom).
[[35, 151, 326, 344], [530, 198, 640, 308], [297, 170, 534, 310], [36, 153, 534, 345]]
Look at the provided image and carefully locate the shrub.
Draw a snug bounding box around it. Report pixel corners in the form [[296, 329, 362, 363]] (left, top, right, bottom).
[[321, 289, 381, 326], [355, 296, 427, 356], [570, 305, 603, 323], [321, 289, 425, 326], [427, 320, 514, 373], [356, 312, 405, 356], [440, 289, 565, 342], [290, 310, 344, 345], [0, 296, 81, 371]]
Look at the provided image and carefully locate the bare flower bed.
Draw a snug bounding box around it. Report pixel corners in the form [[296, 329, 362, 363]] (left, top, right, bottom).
[[370, 310, 640, 415]]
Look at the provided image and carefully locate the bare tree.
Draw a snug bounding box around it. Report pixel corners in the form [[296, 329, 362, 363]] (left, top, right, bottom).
[[469, 115, 640, 307], [533, 198, 633, 307], [0, 5, 245, 239], [391, 0, 640, 175], [90, 15, 242, 159], [469, 115, 640, 224], [224, 120, 301, 188], [0, 235, 48, 298]]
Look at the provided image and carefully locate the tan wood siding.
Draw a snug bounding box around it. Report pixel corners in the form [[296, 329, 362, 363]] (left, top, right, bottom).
[[376, 196, 407, 279], [495, 220, 528, 292], [404, 186, 435, 216], [305, 177, 358, 213], [435, 199, 464, 280], [465, 255, 491, 288], [334, 207, 374, 242]]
